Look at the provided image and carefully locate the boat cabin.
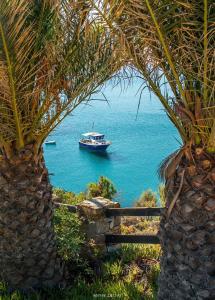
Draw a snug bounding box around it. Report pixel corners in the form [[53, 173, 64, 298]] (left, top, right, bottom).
[[82, 132, 105, 141]]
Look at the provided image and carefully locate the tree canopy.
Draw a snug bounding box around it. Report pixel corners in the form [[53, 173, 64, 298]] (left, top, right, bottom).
[[0, 0, 121, 156], [93, 0, 215, 157]]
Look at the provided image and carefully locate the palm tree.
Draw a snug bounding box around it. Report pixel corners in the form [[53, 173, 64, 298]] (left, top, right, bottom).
[[94, 1, 215, 298], [0, 0, 120, 290]]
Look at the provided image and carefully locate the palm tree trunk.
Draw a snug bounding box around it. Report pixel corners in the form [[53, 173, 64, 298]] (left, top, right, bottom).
[[0, 145, 65, 290], [158, 148, 215, 300]]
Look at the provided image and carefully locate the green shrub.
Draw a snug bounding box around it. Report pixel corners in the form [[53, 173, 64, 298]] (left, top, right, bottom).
[[135, 185, 166, 208], [135, 189, 157, 208], [53, 207, 85, 262], [87, 176, 117, 200], [54, 176, 117, 204], [103, 261, 123, 280], [120, 244, 161, 263], [0, 243, 160, 300], [158, 184, 165, 207], [53, 188, 85, 205], [1, 182, 161, 299]]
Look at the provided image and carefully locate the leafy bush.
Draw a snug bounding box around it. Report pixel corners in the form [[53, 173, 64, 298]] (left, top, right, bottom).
[[53, 188, 85, 205], [53, 176, 117, 205], [0, 243, 160, 300], [53, 207, 85, 262], [87, 176, 117, 200], [135, 185, 166, 208], [158, 184, 165, 207], [1, 183, 161, 299], [135, 189, 157, 208]]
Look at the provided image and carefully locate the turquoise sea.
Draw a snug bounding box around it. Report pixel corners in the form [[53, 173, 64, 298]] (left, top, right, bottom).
[[44, 80, 180, 207]]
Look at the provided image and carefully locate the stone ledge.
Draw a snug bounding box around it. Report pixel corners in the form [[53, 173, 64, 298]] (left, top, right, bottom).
[[77, 197, 120, 219]]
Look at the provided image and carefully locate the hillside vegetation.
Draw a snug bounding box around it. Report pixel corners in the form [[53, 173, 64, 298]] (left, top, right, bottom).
[[1, 178, 162, 300]]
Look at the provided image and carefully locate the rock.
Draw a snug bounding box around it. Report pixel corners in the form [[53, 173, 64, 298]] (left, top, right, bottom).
[[78, 197, 119, 219]]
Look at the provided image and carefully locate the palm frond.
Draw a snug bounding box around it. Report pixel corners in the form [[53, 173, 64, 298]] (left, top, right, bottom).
[[95, 0, 215, 151], [158, 149, 184, 180], [0, 0, 122, 155]]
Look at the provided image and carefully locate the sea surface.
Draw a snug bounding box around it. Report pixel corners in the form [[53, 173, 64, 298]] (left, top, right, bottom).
[[44, 80, 180, 207]]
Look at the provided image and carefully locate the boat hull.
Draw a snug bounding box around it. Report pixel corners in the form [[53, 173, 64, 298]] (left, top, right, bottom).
[[79, 141, 110, 152], [45, 141, 56, 145]]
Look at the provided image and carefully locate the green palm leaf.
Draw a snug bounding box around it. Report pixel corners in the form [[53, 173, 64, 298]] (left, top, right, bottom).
[[94, 0, 215, 151], [0, 0, 121, 155]]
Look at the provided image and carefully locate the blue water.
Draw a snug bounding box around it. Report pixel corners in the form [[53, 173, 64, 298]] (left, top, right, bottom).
[[44, 80, 180, 207]]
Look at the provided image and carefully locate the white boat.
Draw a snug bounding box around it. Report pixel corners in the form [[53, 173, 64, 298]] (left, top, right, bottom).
[[45, 140, 56, 145], [79, 132, 111, 152]]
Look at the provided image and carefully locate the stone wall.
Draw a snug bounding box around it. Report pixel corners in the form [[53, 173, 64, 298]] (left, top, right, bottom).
[[77, 197, 121, 253]]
